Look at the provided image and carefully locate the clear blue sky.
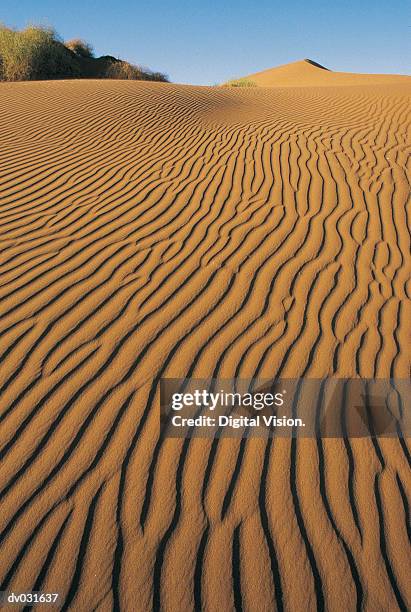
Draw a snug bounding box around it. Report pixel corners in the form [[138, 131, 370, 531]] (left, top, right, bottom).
[[2, 0, 410, 84]]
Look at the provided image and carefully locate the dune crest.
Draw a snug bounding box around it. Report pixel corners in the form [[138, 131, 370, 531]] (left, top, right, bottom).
[[245, 58, 410, 87]]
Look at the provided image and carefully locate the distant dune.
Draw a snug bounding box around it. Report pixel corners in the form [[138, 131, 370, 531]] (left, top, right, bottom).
[[244, 58, 410, 87], [0, 66, 410, 611]]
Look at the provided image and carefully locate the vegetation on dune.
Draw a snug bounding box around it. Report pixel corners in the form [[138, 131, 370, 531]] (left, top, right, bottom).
[[104, 60, 169, 81], [64, 38, 94, 58], [0, 24, 79, 81], [222, 78, 257, 87], [0, 23, 168, 82]]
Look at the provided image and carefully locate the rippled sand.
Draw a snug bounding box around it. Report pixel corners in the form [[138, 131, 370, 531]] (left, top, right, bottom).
[[0, 66, 410, 610]]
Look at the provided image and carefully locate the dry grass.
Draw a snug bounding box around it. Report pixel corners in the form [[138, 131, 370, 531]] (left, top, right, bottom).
[[222, 78, 257, 87], [65, 38, 94, 58], [105, 61, 146, 80], [105, 60, 168, 82], [105, 59, 168, 81], [0, 23, 168, 82], [0, 24, 79, 81]]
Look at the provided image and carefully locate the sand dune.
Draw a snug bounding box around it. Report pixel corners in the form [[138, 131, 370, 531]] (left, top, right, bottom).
[[0, 72, 410, 611], [245, 58, 411, 87]]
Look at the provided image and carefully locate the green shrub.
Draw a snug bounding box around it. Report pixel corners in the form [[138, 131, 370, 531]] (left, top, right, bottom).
[[0, 23, 168, 82], [0, 24, 79, 81], [144, 70, 169, 83], [104, 60, 144, 80], [65, 38, 94, 58], [104, 59, 168, 82]]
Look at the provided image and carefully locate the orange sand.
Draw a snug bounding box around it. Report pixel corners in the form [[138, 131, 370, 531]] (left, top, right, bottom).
[[246, 58, 410, 87], [0, 61, 410, 611]]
